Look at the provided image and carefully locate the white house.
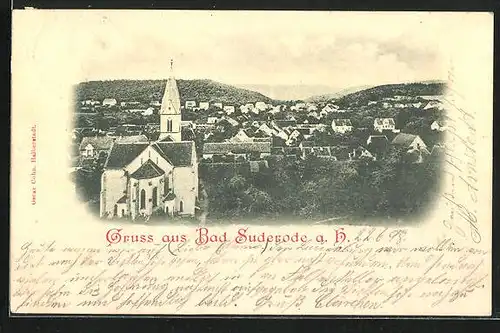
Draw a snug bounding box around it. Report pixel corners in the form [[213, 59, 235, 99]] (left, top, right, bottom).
[[207, 117, 219, 124], [142, 107, 155, 116], [79, 136, 116, 158], [185, 100, 197, 109], [223, 105, 235, 114], [374, 118, 396, 132], [213, 102, 223, 109], [199, 102, 210, 110], [255, 102, 267, 111], [331, 119, 353, 134], [103, 98, 117, 107], [295, 102, 306, 110], [431, 120, 447, 131]]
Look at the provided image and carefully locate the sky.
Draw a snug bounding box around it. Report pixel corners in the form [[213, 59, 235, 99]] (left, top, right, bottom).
[[23, 10, 468, 97]]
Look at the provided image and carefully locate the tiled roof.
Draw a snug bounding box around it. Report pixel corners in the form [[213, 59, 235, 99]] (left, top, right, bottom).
[[130, 159, 165, 179], [105, 142, 149, 169], [203, 142, 271, 154], [391, 133, 417, 147], [79, 136, 116, 151], [152, 141, 194, 167]]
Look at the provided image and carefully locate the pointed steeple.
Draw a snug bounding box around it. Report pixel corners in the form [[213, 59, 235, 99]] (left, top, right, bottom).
[[160, 58, 181, 115], [169, 58, 174, 78]]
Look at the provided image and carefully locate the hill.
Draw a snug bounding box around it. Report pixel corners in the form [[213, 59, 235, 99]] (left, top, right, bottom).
[[335, 81, 447, 107], [305, 85, 374, 103], [75, 79, 274, 106]]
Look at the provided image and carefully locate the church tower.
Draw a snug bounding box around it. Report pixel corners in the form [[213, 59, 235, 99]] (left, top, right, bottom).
[[158, 59, 182, 142]]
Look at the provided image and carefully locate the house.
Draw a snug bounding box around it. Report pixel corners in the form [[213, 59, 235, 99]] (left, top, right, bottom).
[[185, 100, 196, 109], [142, 107, 155, 116], [103, 98, 117, 107], [321, 104, 337, 114], [308, 111, 321, 120], [285, 129, 305, 146], [257, 123, 274, 137], [213, 102, 223, 109], [223, 105, 235, 114], [374, 118, 396, 132], [331, 119, 353, 133], [222, 116, 239, 127], [202, 142, 271, 160], [255, 102, 267, 111], [207, 117, 219, 124], [431, 120, 447, 131], [351, 146, 376, 161], [150, 100, 161, 107], [79, 136, 116, 159], [367, 135, 390, 158], [424, 101, 444, 110], [391, 133, 430, 154], [306, 103, 318, 112], [295, 102, 306, 110], [199, 102, 210, 110], [229, 129, 255, 143], [116, 135, 149, 144], [100, 61, 198, 220]]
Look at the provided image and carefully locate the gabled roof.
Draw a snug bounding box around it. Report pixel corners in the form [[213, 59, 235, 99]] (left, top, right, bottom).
[[117, 195, 127, 203], [391, 133, 418, 147], [105, 142, 149, 169], [79, 136, 116, 151], [130, 159, 165, 179], [152, 141, 194, 167]]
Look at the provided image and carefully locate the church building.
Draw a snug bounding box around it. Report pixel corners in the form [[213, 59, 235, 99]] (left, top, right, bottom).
[[99, 60, 199, 220]]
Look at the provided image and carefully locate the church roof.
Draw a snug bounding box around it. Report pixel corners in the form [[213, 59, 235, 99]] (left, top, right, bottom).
[[152, 141, 194, 167], [130, 159, 165, 179], [117, 195, 127, 203], [159, 77, 181, 115], [104, 142, 149, 169]]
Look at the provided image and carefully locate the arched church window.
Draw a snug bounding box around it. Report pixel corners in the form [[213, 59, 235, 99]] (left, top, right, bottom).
[[152, 187, 158, 208], [140, 189, 146, 209], [179, 200, 184, 213]]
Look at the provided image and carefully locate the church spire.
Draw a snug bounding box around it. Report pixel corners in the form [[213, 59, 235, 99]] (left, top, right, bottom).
[[169, 58, 174, 78]]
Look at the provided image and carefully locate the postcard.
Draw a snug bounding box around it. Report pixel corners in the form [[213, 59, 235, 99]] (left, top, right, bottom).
[[10, 10, 493, 316]]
